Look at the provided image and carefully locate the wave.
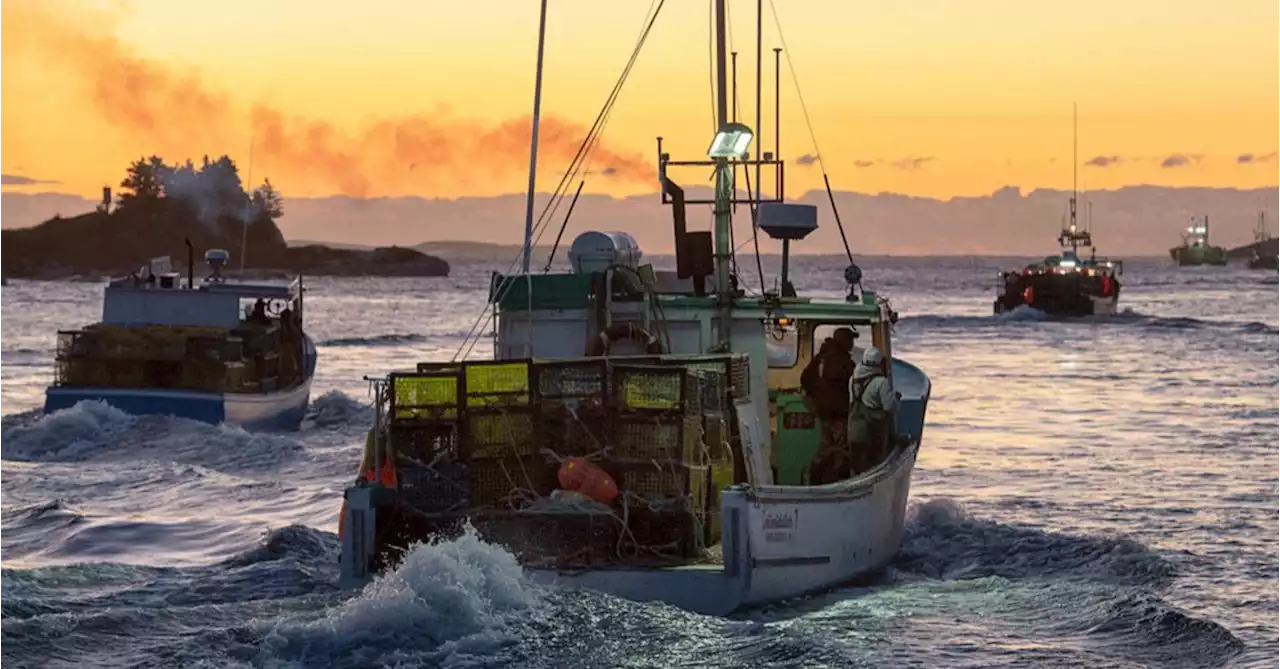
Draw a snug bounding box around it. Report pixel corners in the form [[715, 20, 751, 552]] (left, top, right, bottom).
[[249, 526, 545, 668], [317, 333, 429, 347], [305, 390, 372, 428], [892, 499, 1176, 586], [1, 400, 306, 472], [897, 309, 1278, 335]]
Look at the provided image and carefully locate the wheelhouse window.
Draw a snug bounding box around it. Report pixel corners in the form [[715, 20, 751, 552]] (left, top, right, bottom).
[[810, 323, 872, 358]]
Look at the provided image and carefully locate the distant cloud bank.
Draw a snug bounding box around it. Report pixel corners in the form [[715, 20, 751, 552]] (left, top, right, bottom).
[[1, 173, 58, 186]]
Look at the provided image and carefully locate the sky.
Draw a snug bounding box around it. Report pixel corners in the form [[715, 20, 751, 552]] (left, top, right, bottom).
[[2, 0, 1277, 203]]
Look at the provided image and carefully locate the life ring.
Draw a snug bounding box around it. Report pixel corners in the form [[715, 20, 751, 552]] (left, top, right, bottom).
[[586, 322, 663, 356], [1023, 285, 1035, 304]]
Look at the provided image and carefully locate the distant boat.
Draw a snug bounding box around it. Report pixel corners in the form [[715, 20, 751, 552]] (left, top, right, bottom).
[[1248, 212, 1278, 270], [994, 106, 1124, 317], [1169, 215, 1227, 266], [44, 247, 316, 430]]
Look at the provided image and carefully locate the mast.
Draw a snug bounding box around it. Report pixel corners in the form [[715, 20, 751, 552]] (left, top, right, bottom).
[[712, 0, 732, 317], [1069, 103, 1078, 239], [754, 0, 764, 207], [520, 0, 550, 274], [1059, 103, 1091, 256]]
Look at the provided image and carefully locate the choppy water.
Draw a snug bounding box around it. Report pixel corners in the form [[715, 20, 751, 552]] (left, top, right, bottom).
[[2, 255, 1276, 668]]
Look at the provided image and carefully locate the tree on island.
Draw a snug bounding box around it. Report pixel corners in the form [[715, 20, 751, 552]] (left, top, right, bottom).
[[115, 154, 284, 224]]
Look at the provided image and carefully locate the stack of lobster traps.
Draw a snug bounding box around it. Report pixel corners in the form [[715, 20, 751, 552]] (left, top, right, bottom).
[[367, 353, 749, 571]]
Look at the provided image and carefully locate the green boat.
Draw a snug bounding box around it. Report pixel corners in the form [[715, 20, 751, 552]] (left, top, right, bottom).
[[337, 0, 933, 615], [1170, 216, 1227, 266]]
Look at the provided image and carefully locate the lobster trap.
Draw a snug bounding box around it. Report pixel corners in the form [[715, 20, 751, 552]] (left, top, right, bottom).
[[371, 355, 745, 567]]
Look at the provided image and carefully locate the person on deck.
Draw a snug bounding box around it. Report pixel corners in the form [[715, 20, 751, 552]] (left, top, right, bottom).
[[848, 347, 901, 474], [801, 327, 858, 484], [250, 298, 268, 324]]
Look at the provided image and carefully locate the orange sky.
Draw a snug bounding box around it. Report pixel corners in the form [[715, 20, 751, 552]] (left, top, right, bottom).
[[2, 0, 1277, 201]]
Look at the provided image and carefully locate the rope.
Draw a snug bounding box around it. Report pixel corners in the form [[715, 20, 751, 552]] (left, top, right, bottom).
[[741, 162, 767, 294], [454, 0, 667, 362], [767, 0, 854, 263]]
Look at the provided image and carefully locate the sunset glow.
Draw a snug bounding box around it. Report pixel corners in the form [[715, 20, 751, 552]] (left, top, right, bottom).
[[3, 0, 1277, 200]]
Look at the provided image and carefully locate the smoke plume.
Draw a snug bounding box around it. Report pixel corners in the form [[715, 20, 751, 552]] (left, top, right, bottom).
[[2, 3, 653, 197]]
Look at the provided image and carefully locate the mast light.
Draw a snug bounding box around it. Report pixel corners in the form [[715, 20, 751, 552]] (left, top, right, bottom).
[[707, 122, 753, 159]]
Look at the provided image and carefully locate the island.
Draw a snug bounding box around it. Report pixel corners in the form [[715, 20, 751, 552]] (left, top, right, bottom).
[[0, 155, 450, 280]]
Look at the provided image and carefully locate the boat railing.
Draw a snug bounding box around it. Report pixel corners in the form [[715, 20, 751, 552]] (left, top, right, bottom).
[[745, 438, 918, 503]]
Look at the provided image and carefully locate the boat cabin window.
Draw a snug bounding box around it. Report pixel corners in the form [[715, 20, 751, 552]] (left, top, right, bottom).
[[811, 323, 872, 358]]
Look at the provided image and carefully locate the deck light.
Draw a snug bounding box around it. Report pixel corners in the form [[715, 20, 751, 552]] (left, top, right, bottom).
[[707, 122, 754, 159]]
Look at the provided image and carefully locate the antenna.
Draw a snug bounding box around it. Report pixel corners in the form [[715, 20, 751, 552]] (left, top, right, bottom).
[[754, 0, 764, 205], [1070, 103, 1077, 233], [519, 0, 550, 275]]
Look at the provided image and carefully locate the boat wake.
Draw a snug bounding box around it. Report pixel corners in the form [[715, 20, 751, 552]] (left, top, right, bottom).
[[882, 499, 1244, 666], [0, 496, 1247, 668]]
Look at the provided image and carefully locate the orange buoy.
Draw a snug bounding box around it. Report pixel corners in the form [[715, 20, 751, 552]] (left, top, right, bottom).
[[1023, 285, 1035, 304], [557, 457, 619, 504], [1100, 275, 1113, 297]]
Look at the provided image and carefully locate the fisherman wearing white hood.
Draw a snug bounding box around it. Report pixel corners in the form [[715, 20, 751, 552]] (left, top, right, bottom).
[[848, 347, 900, 472]]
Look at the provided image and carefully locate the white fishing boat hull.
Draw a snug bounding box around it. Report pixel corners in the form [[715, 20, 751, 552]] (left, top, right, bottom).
[[339, 357, 930, 614], [43, 336, 317, 431], [524, 440, 917, 614]]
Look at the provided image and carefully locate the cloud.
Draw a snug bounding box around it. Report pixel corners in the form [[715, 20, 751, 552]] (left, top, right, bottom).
[[1, 2, 653, 197], [890, 157, 933, 171], [795, 153, 819, 166], [1, 173, 59, 186], [1160, 153, 1202, 169], [1237, 151, 1278, 164], [853, 159, 876, 168], [1085, 155, 1123, 168]]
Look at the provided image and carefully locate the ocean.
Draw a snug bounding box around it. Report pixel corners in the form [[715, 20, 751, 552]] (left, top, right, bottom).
[[2, 254, 1276, 668]]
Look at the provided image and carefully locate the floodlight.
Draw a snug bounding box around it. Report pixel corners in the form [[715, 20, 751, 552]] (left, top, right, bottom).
[[707, 122, 754, 159]]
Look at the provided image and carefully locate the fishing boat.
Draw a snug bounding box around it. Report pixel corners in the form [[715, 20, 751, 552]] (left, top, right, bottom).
[[1247, 212, 1278, 270], [337, 0, 932, 615], [994, 107, 1123, 317], [44, 245, 316, 430], [1169, 215, 1227, 266]]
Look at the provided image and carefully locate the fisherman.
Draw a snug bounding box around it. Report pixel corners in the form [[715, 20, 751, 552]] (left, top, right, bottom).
[[250, 298, 268, 324], [801, 327, 858, 484], [848, 347, 901, 474]]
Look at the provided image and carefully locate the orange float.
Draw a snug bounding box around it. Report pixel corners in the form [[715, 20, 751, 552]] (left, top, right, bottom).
[[557, 457, 619, 504], [1023, 285, 1035, 304]]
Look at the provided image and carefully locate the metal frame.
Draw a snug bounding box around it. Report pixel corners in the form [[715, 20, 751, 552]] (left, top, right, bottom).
[[657, 154, 786, 206]]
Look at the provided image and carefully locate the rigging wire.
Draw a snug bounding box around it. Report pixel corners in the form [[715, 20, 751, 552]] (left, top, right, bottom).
[[724, 0, 740, 277], [741, 159, 766, 294], [767, 0, 853, 263], [454, 0, 666, 361], [536, 0, 660, 268], [457, 1, 661, 361]]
